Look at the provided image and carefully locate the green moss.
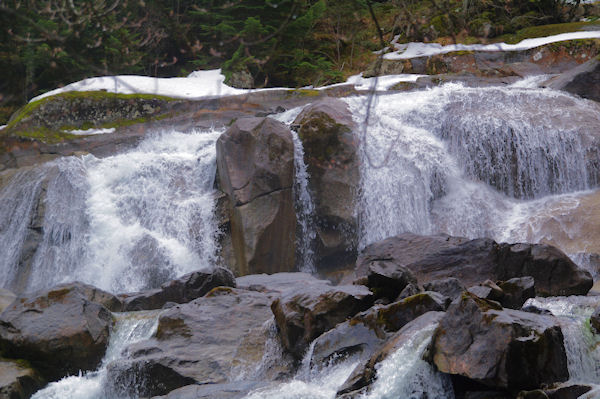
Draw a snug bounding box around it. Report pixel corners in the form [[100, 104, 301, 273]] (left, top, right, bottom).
[[205, 286, 236, 297], [497, 22, 600, 44], [286, 89, 321, 98]]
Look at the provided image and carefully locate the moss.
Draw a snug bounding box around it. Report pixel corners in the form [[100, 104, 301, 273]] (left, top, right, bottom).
[[497, 22, 600, 44], [205, 286, 236, 297], [286, 89, 321, 98]]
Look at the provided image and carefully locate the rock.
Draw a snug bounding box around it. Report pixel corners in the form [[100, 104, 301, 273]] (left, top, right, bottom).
[[50, 282, 122, 312], [545, 383, 593, 399], [120, 267, 236, 311], [0, 289, 16, 314], [271, 282, 373, 359], [236, 272, 331, 297], [498, 276, 535, 309], [396, 283, 420, 301], [0, 284, 112, 381], [432, 292, 568, 392], [106, 288, 292, 397], [521, 305, 553, 316], [151, 381, 265, 399], [294, 98, 359, 270], [0, 359, 45, 399], [216, 117, 296, 276], [517, 390, 549, 399], [590, 306, 600, 333], [423, 277, 465, 301], [337, 311, 445, 396], [547, 58, 600, 103], [355, 259, 418, 301], [467, 280, 504, 302], [356, 233, 592, 297]]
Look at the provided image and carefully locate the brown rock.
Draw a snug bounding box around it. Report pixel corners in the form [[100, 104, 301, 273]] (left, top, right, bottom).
[[0, 359, 45, 399]]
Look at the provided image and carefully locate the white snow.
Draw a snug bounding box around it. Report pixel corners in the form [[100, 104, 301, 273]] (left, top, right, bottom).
[[384, 30, 600, 60], [0, 125, 6, 130], [313, 73, 424, 92], [67, 128, 116, 135]]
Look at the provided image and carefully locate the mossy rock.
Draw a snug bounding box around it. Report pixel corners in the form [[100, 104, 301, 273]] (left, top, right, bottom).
[[3, 91, 181, 143]]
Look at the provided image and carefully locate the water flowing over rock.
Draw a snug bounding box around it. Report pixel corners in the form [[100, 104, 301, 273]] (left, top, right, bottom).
[[293, 98, 359, 270], [0, 283, 112, 381], [216, 117, 296, 276], [357, 233, 593, 296], [432, 292, 568, 392]]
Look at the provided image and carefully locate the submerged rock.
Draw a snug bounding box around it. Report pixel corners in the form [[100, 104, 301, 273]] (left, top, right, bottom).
[[294, 98, 360, 270], [0, 359, 45, 399], [120, 267, 236, 311], [356, 233, 592, 296], [216, 117, 296, 276], [432, 292, 568, 392], [0, 283, 112, 381]]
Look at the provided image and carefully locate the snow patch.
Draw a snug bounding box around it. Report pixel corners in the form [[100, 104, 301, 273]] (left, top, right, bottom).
[[0, 125, 6, 130], [67, 128, 116, 136]]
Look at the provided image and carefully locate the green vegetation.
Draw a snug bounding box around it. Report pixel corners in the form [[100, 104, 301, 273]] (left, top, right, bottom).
[[498, 21, 600, 43]]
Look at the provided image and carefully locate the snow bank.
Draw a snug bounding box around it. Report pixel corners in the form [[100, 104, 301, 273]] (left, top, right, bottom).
[[385, 30, 600, 60], [343, 73, 425, 90], [67, 128, 116, 135]]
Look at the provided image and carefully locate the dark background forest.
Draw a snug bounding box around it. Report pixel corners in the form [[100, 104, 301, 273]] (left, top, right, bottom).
[[0, 0, 598, 124]]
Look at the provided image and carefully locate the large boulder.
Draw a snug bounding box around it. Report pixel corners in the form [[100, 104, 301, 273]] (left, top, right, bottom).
[[356, 233, 592, 296], [547, 58, 600, 103], [0, 284, 112, 381], [216, 117, 296, 276], [432, 292, 568, 392], [106, 288, 292, 397], [151, 381, 265, 399], [0, 359, 45, 399], [120, 267, 236, 311], [271, 282, 373, 359], [293, 98, 360, 270]]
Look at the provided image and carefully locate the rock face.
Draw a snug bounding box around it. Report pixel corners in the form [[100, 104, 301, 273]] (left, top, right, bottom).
[[106, 288, 291, 397], [357, 233, 592, 296], [432, 292, 568, 392], [548, 58, 600, 103], [0, 359, 45, 399], [0, 284, 112, 381], [293, 98, 360, 270], [271, 282, 373, 359], [120, 267, 236, 311], [216, 117, 296, 276]]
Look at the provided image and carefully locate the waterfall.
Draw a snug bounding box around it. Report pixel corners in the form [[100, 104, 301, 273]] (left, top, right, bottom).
[[0, 129, 222, 294], [31, 311, 159, 399]]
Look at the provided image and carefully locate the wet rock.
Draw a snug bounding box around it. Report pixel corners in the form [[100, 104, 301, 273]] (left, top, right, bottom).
[[590, 306, 600, 333], [521, 305, 553, 316], [432, 292, 568, 392], [120, 267, 236, 311], [396, 283, 420, 301], [294, 98, 359, 270], [236, 272, 331, 298], [0, 289, 16, 314], [0, 359, 45, 399], [151, 381, 266, 399], [337, 311, 445, 396], [545, 383, 593, 399], [423, 277, 465, 301], [0, 284, 112, 381], [467, 280, 504, 302], [356, 233, 592, 297], [216, 117, 296, 276], [271, 282, 373, 359], [547, 58, 600, 103], [355, 259, 418, 301], [498, 276, 535, 309], [107, 288, 291, 397], [517, 390, 549, 399]]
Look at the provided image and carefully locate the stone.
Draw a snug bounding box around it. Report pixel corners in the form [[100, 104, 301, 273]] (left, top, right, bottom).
[[545, 383, 593, 399], [467, 280, 504, 302], [356, 233, 592, 297], [0, 289, 16, 314], [517, 390, 549, 399], [0, 284, 112, 381], [498, 276, 536, 309], [547, 58, 600, 103], [51, 282, 122, 312], [432, 292, 568, 392], [423, 277, 465, 301], [120, 267, 236, 311], [151, 381, 265, 399], [0, 359, 45, 399], [271, 282, 373, 359], [396, 283, 420, 301], [106, 288, 292, 397], [590, 306, 600, 333], [216, 117, 296, 276], [294, 98, 359, 270], [356, 259, 418, 301]]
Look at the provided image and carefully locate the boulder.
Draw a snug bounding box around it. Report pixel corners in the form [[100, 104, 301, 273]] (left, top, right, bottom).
[[432, 292, 568, 392], [498, 276, 536, 309], [151, 381, 265, 399], [216, 117, 296, 276], [120, 267, 236, 311], [467, 280, 504, 302], [545, 384, 593, 399], [294, 98, 359, 270], [423, 277, 465, 301], [106, 288, 292, 397], [0, 359, 45, 399], [271, 282, 373, 359], [50, 282, 122, 312], [355, 259, 418, 301], [591, 306, 600, 333], [0, 284, 112, 381], [396, 283, 420, 301], [547, 58, 600, 103], [356, 233, 592, 296]]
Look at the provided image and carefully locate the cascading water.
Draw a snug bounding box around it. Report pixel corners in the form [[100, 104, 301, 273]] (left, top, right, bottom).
[[31, 311, 159, 399], [0, 129, 222, 294]]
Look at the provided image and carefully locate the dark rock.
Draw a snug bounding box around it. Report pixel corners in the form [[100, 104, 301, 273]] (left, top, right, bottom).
[[50, 282, 122, 312], [467, 280, 504, 302], [546, 383, 593, 399], [107, 288, 292, 397], [498, 276, 536, 309], [216, 117, 296, 276], [396, 283, 420, 301], [521, 305, 553, 316], [464, 391, 513, 399], [271, 282, 373, 359], [0, 284, 112, 381], [120, 267, 236, 311], [547, 58, 600, 103], [151, 381, 266, 399], [236, 272, 331, 297], [591, 306, 600, 333], [337, 311, 445, 396], [517, 390, 549, 399], [356, 259, 418, 301], [294, 98, 359, 270], [356, 233, 592, 297], [423, 277, 465, 301], [0, 359, 45, 399], [432, 292, 568, 392]]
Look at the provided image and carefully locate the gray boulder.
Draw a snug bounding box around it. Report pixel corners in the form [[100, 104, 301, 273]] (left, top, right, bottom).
[[547, 58, 600, 103], [423, 277, 465, 301], [498, 276, 536, 309], [0, 359, 45, 399]]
